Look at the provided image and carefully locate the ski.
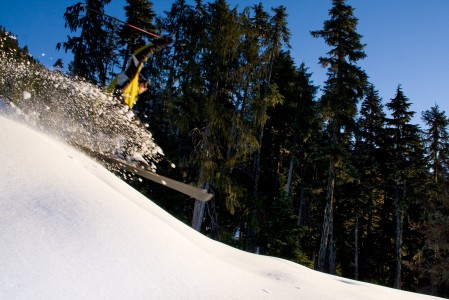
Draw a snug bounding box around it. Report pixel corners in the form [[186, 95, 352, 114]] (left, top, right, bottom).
[[92, 150, 213, 202], [105, 155, 213, 201]]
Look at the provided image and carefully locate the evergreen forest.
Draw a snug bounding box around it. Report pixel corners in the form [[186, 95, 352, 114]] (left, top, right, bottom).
[[1, 0, 449, 297]]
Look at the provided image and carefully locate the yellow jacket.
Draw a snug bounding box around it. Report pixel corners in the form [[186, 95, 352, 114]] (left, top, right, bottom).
[[108, 43, 154, 108]]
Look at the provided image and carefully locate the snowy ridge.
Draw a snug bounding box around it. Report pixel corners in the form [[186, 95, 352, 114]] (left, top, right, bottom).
[[0, 46, 163, 170], [0, 112, 442, 299]]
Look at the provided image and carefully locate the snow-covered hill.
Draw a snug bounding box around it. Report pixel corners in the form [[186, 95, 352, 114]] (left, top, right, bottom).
[[0, 34, 442, 299], [0, 111, 442, 299]]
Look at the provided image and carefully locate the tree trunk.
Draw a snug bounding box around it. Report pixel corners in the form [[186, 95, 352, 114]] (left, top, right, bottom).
[[394, 206, 404, 289], [192, 199, 206, 231], [253, 54, 273, 198], [297, 165, 306, 226], [354, 212, 359, 280], [191, 160, 210, 231], [329, 213, 335, 274], [191, 180, 210, 231], [297, 187, 305, 226], [252, 125, 264, 197], [317, 158, 336, 273], [285, 157, 294, 195]]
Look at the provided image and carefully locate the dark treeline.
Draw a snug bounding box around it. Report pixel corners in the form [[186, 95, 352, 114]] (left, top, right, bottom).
[[4, 0, 449, 297]]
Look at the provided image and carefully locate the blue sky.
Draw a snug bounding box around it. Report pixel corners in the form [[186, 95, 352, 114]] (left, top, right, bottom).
[[1, 0, 449, 126]]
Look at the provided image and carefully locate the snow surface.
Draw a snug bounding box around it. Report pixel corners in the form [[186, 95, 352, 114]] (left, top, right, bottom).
[[0, 111, 442, 299]]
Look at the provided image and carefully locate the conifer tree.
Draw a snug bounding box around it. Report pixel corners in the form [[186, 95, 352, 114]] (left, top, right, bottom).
[[385, 86, 426, 289], [259, 52, 319, 264], [251, 4, 290, 199], [118, 0, 156, 71], [353, 84, 386, 280], [311, 0, 367, 274], [422, 105, 449, 183], [411, 105, 449, 296], [152, 0, 208, 231], [0, 27, 35, 63], [189, 0, 243, 231], [236, 3, 289, 252], [58, 0, 116, 85], [158, 0, 278, 234]]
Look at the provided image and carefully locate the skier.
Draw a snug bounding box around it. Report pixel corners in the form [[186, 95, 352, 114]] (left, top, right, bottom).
[[108, 35, 172, 109]]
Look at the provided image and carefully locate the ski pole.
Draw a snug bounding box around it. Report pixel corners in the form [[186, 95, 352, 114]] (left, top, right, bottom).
[[81, 3, 160, 38]]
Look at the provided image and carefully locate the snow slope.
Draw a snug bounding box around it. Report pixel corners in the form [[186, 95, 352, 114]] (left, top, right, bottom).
[[0, 114, 442, 299]]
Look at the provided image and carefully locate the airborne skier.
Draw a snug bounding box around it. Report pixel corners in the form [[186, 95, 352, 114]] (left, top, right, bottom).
[[56, 4, 210, 200], [108, 35, 172, 108], [75, 2, 171, 108], [105, 36, 213, 201]]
